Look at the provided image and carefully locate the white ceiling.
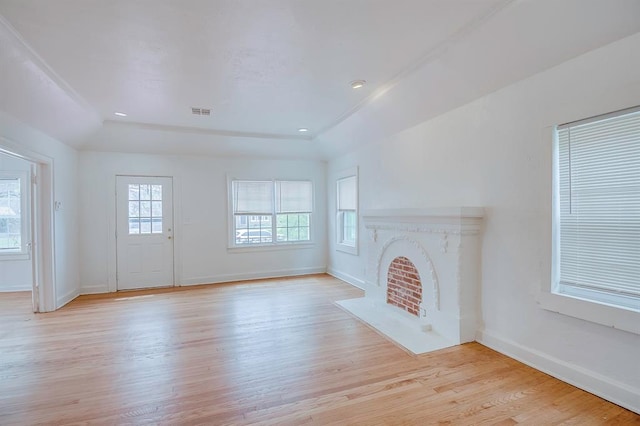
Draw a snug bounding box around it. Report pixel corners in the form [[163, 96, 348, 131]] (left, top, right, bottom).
[[0, 0, 639, 159]]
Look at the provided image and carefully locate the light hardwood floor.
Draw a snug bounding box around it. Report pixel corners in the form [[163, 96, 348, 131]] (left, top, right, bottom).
[[1, 275, 637, 425]]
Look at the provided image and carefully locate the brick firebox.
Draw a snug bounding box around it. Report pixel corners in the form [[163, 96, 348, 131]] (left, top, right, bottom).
[[387, 256, 422, 316]]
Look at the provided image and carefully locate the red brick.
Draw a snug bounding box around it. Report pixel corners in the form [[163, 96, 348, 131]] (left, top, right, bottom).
[[387, 257, 422, 318]]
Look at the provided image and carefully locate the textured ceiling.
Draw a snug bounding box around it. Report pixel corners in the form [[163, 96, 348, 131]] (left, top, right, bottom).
[[0, 0, 639, 159]]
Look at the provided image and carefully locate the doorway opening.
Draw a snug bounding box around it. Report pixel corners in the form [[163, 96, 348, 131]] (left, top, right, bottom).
[[0, 152, 33, 308], [0, 141, 56, 312]]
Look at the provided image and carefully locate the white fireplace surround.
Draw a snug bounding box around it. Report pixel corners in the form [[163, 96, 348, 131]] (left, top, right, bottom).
[[337, 207, 484, 354]]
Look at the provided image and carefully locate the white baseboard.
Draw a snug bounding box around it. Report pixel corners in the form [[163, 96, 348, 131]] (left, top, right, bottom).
[[180, 266, 327, 286], [477, 328, 640, 414], [80, 284, 109, 295], [327, 267, 366, 290], [0, 284, 31, 292], [57, 287, 80, 309]]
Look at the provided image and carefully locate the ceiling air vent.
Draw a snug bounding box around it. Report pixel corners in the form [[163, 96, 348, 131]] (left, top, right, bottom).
[[191, 107, 211, 116]]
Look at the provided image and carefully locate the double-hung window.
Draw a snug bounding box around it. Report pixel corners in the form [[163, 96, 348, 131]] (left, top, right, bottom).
[[230, 179, 313, 246], [552, 106, 639, 316], [0, 171, 29, 259], [336, 167, 358, 255]]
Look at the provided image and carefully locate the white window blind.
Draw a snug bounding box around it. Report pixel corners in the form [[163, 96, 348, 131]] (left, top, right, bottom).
[[557, 107, 640, 310], [232, 181, 273, 214], [230, 179, 314, 246], [275, 181, 312, 213], [337, 176, 357, 210]]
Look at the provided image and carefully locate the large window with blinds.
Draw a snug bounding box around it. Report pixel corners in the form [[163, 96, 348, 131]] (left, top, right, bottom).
[[230, 179, 313, 246], [554, 106, 639, 311]]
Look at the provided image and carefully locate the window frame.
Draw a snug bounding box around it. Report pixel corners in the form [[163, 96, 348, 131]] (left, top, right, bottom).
[[539, 107, 640, 335], [0, 170, 30, 261], [227, 177, 314, 250], [336, 167, 358, 255]]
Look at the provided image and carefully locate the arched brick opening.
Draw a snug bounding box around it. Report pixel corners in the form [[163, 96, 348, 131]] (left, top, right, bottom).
[[386, 256, 422, 316]]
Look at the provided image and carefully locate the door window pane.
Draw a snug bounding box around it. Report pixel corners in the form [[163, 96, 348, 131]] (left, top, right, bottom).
[[152, 218, 163, 233], [140, 201, 151, 217], [128, 185, 139, 201], [128, 184, 163, 235], [140, 218, 151, 234], [151, 185, 162, 201], [129, 218, 140, 234], [128, 201, 139, 217], [140, 185, 151, 200], [152, 201, 162, 217]]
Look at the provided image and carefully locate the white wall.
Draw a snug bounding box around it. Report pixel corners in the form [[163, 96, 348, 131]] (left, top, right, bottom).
[[0, 152, 33, 291], [327, 33, 640, 410], [0, 111, 80, 307], [78, 151, 327, 293]]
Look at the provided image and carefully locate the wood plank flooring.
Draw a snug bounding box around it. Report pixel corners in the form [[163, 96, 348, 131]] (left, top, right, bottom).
[[1, 274, 638, 425]]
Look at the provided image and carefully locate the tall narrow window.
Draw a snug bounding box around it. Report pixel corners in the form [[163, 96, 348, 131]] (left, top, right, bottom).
[[336, 168, 358, 255], [555, 106, 640, 311], [230, 179, 313, 246], [0, 171, 29, 257]]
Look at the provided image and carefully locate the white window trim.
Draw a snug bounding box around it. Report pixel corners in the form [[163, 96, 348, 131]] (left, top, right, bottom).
[[537, 291, 639, 335], [537, 120, 640, 335], [227, 176, 315, 250], [228, 242, 316, 254], [336, 167, 358, 256], [0, 170, 30, 261]]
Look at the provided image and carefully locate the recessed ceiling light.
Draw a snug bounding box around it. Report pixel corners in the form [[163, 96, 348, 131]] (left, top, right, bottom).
[[298, 128, 309, 133], [350, 80, 366, 89], [114, 112, 127, 117]]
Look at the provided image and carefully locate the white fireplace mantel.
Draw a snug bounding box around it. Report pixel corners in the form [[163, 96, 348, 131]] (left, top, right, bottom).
[[362, 207, 484, 230], [338, 207, 485, 354]]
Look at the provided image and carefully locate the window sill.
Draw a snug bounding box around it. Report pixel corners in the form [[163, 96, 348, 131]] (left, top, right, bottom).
[[227, 242, 315, 254], [336, 242, 358, 256], [0, 251, 30, 261], [537, 290, 640, 335]]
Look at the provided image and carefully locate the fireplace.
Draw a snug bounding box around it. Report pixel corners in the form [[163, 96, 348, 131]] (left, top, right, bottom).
[[336, 208, 484, 354]]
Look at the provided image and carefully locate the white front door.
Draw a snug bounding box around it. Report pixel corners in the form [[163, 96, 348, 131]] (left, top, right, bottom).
[[116, 176, 174, 290]]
